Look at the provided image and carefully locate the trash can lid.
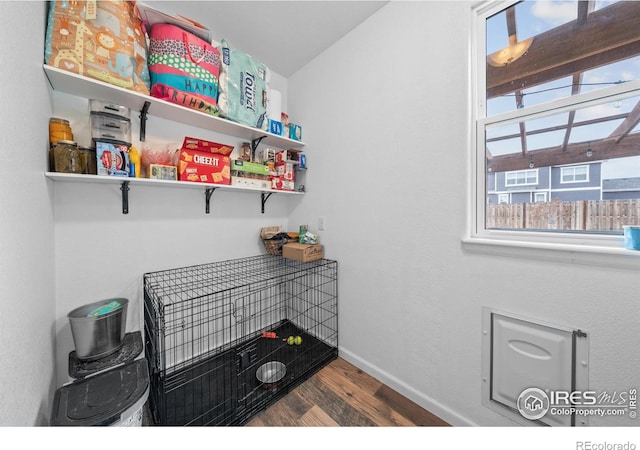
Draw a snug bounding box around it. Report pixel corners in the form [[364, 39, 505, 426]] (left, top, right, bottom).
[[51, 358, 149, 426], [69, 331, 143, 379]]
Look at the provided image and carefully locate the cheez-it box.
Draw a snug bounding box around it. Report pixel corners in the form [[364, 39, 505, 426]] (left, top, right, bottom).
[[178, 149, 231, 184]]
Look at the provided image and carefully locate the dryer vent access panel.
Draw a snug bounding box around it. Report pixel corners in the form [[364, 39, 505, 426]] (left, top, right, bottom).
[[481, 308, 589, 426]]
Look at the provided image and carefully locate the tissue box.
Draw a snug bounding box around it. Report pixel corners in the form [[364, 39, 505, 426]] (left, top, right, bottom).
[[178, 149, 231, 184], [282, 243, 324, 262]]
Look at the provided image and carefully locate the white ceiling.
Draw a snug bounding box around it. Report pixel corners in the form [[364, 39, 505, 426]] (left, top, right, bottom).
[[141, 1, 389, 77]]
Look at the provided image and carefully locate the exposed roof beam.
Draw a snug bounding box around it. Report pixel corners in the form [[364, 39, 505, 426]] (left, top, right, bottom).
[[486, 113, 628, 143], [505, 7, 528, 156], [562, 73, 584, 150], [610, 100, 640, 143], [487, 133, 640, 173], [576, 0, 595, 26], [487, 1, 640, 99]]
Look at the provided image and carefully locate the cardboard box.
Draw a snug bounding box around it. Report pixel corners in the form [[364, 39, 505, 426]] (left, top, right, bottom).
[[256, 148, 277, 164], [178, 149, 231, 184], [275, 149, 303, 163], [95, 139, 130, 177], [282, 243, 324, 262], [275, 161, 295, 181], [289, 123, 302, 141], [231, 160, 271, 177], [271, 177, 295, 191], [181, 137, 234, 156], [268, 119, 283, 136], [148, 164, 177, 180], [231, 176, 271, 190]]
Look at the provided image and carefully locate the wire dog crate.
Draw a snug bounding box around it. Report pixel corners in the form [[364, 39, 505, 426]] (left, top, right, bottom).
[[143, 255, 338, 426]]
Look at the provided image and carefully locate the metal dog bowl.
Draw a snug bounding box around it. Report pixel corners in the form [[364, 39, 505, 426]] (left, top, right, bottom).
[[256, 361, 286, 388]]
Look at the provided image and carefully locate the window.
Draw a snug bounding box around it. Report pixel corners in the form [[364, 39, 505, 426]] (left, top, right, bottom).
[[498, 193, 509, 204], [560, 165, 589, 183], [469, 0, 640, 262], [505, 169, 537, 186], [533, 192, 546, 203]]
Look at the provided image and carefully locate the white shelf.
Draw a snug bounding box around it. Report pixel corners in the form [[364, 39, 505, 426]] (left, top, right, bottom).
[[43, 64, 305, 149], [45, 172, 299, 193], [46, 172, 301, 214]]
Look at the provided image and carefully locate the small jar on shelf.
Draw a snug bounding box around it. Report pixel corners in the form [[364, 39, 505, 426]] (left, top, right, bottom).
[[49, 140, 82, 174]]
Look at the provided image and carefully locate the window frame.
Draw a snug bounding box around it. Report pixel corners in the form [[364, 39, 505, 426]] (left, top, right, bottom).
[[505, 169, 538, 187], [533, 192, 546, 203], [465, 1, 640, 269], [560, 165, 589, 184]]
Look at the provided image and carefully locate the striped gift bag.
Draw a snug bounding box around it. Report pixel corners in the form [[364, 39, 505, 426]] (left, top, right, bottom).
[[148, 23, 221, 115]]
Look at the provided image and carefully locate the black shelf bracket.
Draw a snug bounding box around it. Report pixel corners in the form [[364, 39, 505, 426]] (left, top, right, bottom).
[[251, 136, 267, 161], [261, 192, 273, 214], [205, 187, 217, 214], [120, 181, 130, 214], [139, 101, 151, 142]]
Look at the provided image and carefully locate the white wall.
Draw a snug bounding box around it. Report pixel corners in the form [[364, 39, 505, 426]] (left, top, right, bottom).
[[288, 1, 639, 426], [0, 2, 56, 426]]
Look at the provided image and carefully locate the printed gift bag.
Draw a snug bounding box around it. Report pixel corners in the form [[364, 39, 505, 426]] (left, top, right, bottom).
[[44, 0, 150, 95], [148, 23, 221, 116]]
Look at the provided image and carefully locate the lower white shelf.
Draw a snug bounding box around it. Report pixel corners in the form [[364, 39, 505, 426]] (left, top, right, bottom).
[[45, 172, 302, 214]]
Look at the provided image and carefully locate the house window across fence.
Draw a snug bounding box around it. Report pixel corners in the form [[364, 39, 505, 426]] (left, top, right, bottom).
[[561, 166, 589, 184]]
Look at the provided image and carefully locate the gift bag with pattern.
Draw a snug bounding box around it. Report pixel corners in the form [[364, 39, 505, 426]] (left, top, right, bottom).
[[148, 23, 221, 116], [45, 0, 150, 95]]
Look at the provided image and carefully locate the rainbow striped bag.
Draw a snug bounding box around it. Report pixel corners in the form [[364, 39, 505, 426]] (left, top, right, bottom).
[[148, 23, 221, 115]]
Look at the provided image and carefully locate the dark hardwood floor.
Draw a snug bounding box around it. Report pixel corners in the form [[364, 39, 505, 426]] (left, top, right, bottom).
[[245, 357, 449, 427]]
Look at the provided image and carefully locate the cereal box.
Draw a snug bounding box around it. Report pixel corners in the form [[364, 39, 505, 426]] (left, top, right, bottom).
[[178, 149, 231, 184]]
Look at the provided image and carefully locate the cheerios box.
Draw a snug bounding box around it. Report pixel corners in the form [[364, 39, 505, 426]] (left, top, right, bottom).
[[177, 149, 231, 184]]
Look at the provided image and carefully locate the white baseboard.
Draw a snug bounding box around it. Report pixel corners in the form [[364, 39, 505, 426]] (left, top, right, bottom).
[[338, 346, 479, 427]]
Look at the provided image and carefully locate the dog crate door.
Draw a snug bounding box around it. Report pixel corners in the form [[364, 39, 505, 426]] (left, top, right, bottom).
[[491, 313, 574, 426]]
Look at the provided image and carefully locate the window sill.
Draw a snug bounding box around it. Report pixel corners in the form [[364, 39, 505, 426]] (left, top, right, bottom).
[[462, 236, 640, 270]]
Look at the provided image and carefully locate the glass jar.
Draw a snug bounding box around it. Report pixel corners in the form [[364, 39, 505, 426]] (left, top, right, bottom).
[[49, 118, 73, 147], [78, 146, 97, 175], [50, 140, 82, 173]]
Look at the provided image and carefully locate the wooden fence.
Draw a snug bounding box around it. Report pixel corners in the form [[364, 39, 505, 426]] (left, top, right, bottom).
[[486, 199, 640, 231]]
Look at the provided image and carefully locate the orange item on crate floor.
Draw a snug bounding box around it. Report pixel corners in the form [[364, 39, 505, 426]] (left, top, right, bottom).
[[261, 331, 277, 339]]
